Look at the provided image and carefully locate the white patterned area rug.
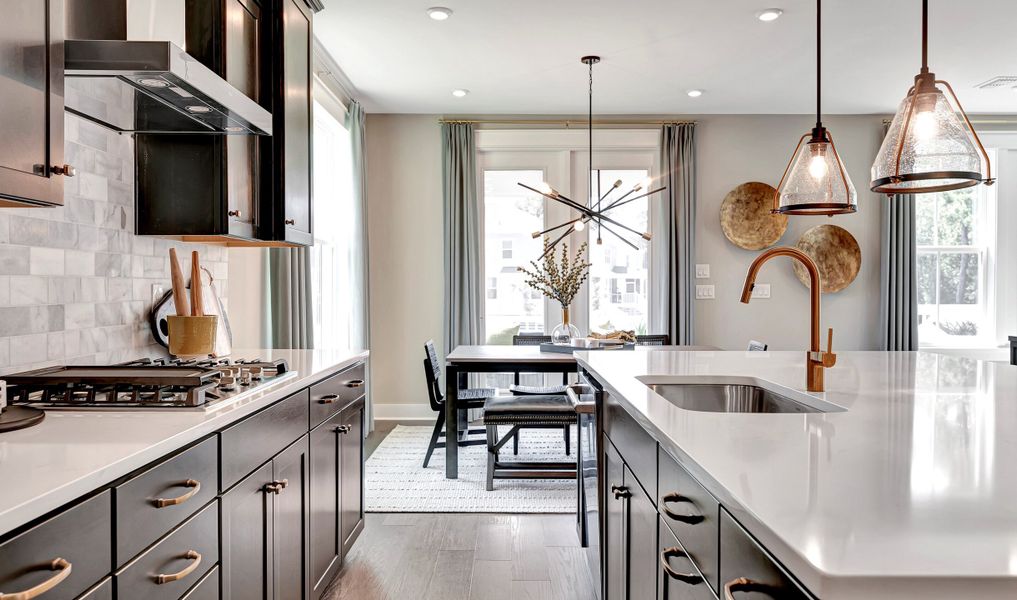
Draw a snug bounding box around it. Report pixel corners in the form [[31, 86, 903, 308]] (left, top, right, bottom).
[[366, 425, 578, 513]]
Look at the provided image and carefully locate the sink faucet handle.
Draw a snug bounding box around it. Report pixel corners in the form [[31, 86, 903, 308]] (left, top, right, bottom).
[[827, 328, 834, 354]]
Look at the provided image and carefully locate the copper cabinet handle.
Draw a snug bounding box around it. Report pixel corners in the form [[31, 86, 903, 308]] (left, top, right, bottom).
[[723, 577, 777, 599], [660, 492, 705, 524], [154, 479, 201, 508], [610, 485, 631, 500], [51, 164, 76, 177], [318, 394, 340, 404], [154, 550, 202, 584], [0, 557, 72, 599], [345, 379, 365, 388], [660, 547, 703, 585], [228, 210, 242, 217], [264, 479, 289, 494], [284, 218, 295, 225], [334, 424, 352, 434]]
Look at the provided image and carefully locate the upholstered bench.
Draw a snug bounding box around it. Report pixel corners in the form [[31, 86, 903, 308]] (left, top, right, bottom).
[[483, 394, 578, 491]]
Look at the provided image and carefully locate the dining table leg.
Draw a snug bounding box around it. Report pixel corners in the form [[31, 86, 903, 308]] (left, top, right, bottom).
[[445, 362, 459, 479]]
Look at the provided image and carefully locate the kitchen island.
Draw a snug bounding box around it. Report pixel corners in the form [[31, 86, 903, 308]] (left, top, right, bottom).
[[0, 348, 368, 600], [578, 349, 1017, 600]]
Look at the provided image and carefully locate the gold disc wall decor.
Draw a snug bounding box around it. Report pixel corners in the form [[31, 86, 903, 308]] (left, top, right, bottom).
[[793, 224, 861, 293], [720, 182, 788, 250]]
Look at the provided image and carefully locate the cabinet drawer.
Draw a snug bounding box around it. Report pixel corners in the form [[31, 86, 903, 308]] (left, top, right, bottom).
[[658, 447, 719, 593], [220, 389, 310, 491], [0, 490, 111, 600], [603, 389, 657, 502], [115, 436, 218, 565], [116, 500, 219, 600], [309, 362, 366, 428], [719, 509, 813, 600], [658, 517, 713, 600], [181, 565, 219, 600], [80, 577, 113, 600]]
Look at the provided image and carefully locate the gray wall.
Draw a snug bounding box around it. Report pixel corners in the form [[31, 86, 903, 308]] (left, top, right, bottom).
[[364, 113, 886, 414], [0, 115, 228, 375]]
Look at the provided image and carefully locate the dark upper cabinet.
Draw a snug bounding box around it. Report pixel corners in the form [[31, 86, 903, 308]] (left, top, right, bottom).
[[135, 0, 268, 243], [263, 0, 313, 246], [0, 0, 68, 207]]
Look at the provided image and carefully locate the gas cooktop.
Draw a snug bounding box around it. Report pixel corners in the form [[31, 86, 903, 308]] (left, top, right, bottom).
[[5, 357, 296, 410]]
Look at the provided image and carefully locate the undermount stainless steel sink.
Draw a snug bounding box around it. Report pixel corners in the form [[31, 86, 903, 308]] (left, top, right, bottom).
[[647, 383, 826, 414]]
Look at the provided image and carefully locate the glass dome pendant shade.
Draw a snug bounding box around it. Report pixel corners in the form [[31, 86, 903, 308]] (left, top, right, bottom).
[[870, 0, 993, 195], [774, 126, 857, 215]]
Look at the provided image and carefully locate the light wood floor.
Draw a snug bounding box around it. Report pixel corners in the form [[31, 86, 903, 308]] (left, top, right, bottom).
[[325, 421, 598, 600], [321, 512, 598, 600]]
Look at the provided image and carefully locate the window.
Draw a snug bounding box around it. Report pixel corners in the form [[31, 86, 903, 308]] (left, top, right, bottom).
[[309, 99, 355, 349], [916, 182, 991, 346], [482, 170, 546, 343], [588, 169, 650, 334]]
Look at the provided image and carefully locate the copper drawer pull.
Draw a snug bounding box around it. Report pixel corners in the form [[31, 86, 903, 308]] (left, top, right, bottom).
[[264, 479, 289, 494], [345, 379, 365, 388], [610, 485, 631, 500], [660, 547, 702, 585], [154, 550, 202, 584], [318, 394, 340, 404], [0, 557, 72, 600], [723, 577, 777, 599], [154, 479, 201, 508], [661, 492, 705, 524]]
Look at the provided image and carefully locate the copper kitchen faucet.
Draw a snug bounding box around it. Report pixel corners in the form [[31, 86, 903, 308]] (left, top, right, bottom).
[[740, 247, 836, 392]]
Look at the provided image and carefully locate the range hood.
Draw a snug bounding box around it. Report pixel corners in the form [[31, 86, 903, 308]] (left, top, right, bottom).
[[65, 40, 272, 135]]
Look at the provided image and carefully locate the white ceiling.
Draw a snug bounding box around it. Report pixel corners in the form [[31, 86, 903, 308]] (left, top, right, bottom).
[[315, 0, 1017, 115]]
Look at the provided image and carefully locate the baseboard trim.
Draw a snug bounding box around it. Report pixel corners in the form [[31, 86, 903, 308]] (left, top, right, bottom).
[[373, 403, 436, 421]]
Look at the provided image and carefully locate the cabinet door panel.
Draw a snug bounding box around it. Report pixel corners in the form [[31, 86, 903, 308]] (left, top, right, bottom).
[[221, 461, 273, 600], [0, 0, 64, 206], [279, 0, 312, 242], [603, 440, 625, 600], [626, 466, 657, 600], [274, 436, 309, 600], [309, 415, 341, 598], [339, 398, 364, 556]]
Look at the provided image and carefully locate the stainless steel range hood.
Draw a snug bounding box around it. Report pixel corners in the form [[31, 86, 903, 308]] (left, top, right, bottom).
[[65, 40, 272, 135]]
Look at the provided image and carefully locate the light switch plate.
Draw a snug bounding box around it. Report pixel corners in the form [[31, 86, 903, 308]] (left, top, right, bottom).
[[696, 284, 715, 299], [695, 264, 710, 279], [751, 283, 771, 299]]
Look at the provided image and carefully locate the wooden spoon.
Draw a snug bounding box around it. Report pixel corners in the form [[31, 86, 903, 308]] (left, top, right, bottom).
[[190, 251, 204, 317], [169, 248, 189, 317]]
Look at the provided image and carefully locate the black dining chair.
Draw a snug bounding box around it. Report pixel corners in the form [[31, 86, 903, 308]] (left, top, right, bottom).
[[421, 340, 492, 468], [635, 334, 670, 345], [510, 333, 570, 455]]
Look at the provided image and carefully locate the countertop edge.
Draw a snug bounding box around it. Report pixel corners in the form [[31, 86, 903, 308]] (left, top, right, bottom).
[[0, 350, 369, 538]]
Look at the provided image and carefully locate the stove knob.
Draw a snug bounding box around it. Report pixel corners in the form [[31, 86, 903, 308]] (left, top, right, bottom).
[[250, 366, 264, 380], [219, 376, 237, 391], [239, 369, 252, 386]]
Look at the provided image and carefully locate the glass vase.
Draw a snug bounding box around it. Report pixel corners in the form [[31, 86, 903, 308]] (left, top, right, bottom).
[[551, 307, 580, 345]]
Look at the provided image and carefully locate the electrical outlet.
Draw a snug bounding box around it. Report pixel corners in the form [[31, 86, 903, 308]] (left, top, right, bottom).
[[751, 283, 771, 299], [696, 284, 715, 300], [695, 264, 710, 279], [151, 283, 165, 304]]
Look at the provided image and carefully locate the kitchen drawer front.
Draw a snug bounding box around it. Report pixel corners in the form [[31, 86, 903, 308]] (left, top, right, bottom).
[[181, 565, 219, 600], [719, 509, 813, 600], [308, 362, 366, 428], [0, 490, 111, 600], [603, 389, 657, 502], [79, 577, 113, 600], [220, 389, 310, 491], [658, 447, 719, 593], [658, 517, 713, 600], [116, 500, 219, 600], [115, 436, 218, 565]]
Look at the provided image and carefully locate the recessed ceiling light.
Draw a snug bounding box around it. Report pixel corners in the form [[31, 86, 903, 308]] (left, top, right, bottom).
[[757, 8, 783, 22], [687, 89, 703, 98], [452, 89, 469, 98], [427, 7, 453, 20]]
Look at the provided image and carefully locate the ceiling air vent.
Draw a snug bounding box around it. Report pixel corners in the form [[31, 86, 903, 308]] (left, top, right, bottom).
[[974, 76, 1017, 89]]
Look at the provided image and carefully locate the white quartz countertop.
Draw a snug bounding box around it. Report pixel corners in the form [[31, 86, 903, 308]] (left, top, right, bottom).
[[576, 350, 1017, 600], [0, 348, 368, 538]]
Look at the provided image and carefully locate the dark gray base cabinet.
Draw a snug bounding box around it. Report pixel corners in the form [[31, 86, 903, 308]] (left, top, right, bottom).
[[602, 439, 657, 600]]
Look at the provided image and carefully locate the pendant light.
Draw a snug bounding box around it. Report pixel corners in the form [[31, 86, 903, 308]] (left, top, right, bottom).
[[773, 0, 857, 216], [870, 0, 994, 194]]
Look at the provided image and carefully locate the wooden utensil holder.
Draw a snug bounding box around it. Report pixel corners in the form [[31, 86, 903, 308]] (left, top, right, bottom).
[[168, 315, 218, 358]]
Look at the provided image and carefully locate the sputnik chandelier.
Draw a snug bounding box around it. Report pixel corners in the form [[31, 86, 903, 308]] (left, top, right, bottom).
[[519, 56, 665, 260]]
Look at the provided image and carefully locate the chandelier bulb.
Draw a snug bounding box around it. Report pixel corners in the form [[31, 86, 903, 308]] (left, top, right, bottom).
[[808, 154, 828, 180], [574, 221, 586, 231]]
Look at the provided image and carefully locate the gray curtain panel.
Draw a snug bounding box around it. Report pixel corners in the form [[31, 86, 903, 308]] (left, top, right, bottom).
[[346, 99, 373, 430], [269, 248, 314, 349], [878, 123, 919, 351], [658, 123, 697, 345], [441, 122, 483, 354]]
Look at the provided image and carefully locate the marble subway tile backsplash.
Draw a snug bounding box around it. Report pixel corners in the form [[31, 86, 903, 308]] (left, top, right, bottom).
[[0, 115, 229, 375]]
